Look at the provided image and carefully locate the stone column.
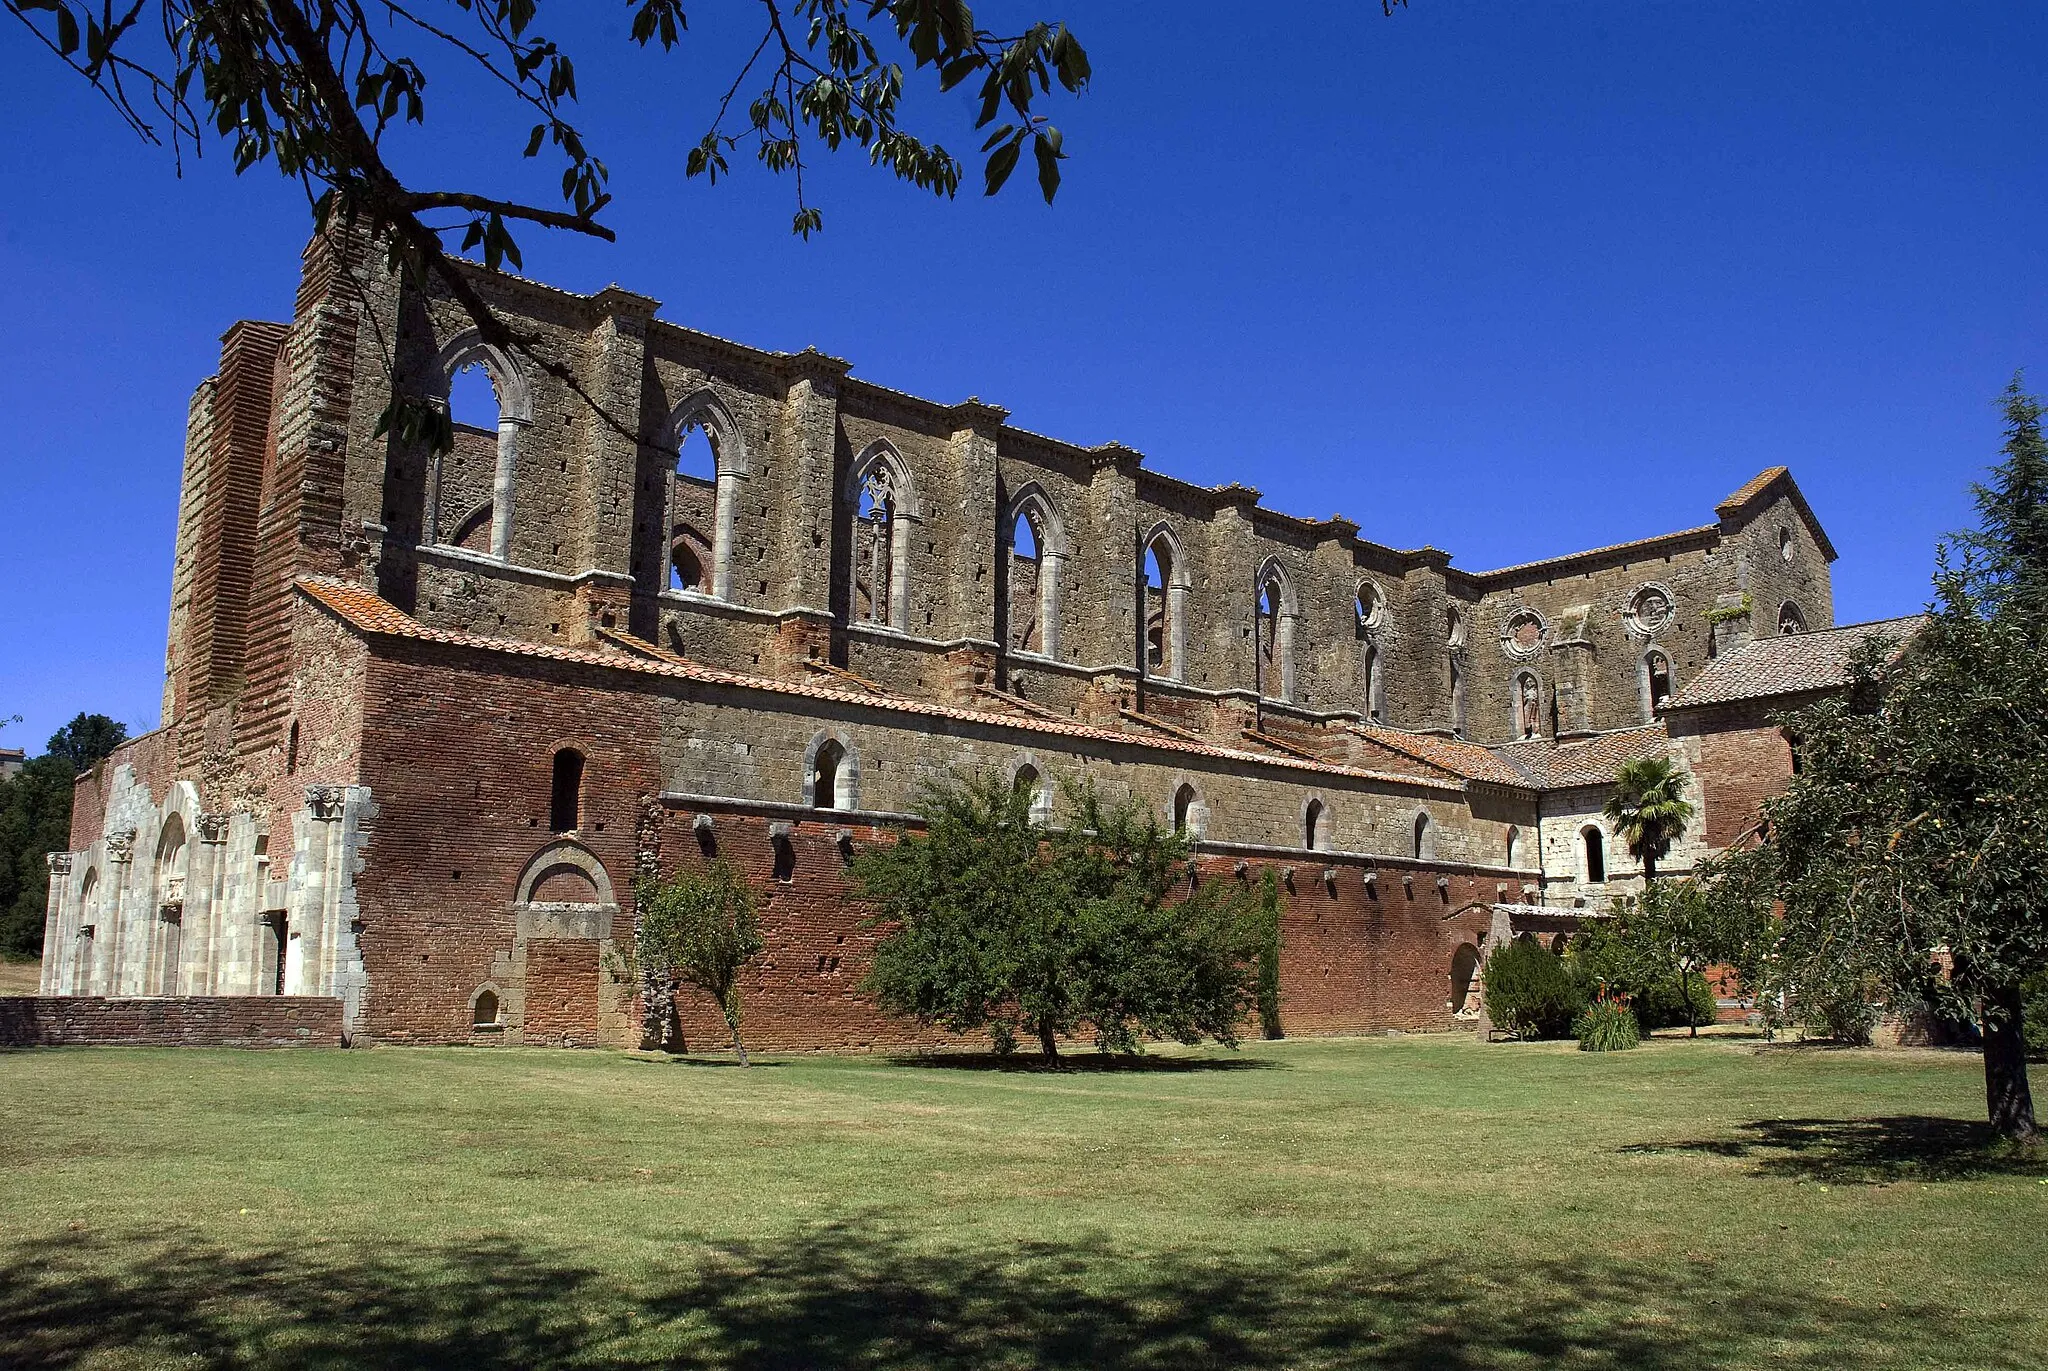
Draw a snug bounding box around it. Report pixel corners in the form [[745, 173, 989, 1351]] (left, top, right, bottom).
[[39, 854, 72, 994], [488, 414, 529, 561]]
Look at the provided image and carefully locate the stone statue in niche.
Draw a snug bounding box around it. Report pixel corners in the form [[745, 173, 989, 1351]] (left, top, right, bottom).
[[1518, 676, 1541, 739]]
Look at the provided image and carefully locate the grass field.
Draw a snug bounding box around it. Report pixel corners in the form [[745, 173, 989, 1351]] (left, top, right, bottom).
[[1, 1032, 2041, 1370], [0, 958, 41, 996]]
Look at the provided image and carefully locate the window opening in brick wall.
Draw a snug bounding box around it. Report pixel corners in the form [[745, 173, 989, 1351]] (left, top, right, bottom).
[[473, 988, 501, 1028], [1582, 826, 1606, 883], [772, 835, 796, 882], [550, 749, 585, 832]]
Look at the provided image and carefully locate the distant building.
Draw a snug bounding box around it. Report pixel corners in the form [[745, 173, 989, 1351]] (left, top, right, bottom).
[[0, 747, 24, 781]]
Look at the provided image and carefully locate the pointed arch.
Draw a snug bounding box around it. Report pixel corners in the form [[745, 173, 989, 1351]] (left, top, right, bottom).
[[430, 330, 533, 560], [1256, 557, 1299, 703], [847, 440, 921, 630], [1640, 649, 1674, 721], [664, 388, 753, 601], [1004, 482, 1067, 659], [1141, 522, 1191, 683]]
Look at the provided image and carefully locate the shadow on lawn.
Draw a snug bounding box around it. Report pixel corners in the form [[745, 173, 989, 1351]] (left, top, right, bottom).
[[887, 1050, 1279, 1073], [1623, 1114, 2048, 1183], [0, 1222, 2025, 1370]]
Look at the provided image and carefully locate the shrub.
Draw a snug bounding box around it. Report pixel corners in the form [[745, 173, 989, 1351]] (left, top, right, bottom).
[[1481, 938, 1585, 1040], [1635, 971, 1719, 1032], [1575, 997, 1641, 1052]]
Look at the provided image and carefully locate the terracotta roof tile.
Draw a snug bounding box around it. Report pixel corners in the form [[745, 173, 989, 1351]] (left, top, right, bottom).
[[296, 578, 1464, 794], [1492, 724, 1672, 789], [1716, 466, 1790, 513], [1668, 616, 1923, 710], [1353, 726, 1534, 788]]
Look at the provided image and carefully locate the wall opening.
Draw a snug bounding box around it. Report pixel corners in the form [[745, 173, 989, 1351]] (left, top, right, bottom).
[[1450, 943, 1480, 1016], [1008, 509, 1043, 654], [1449, 657, 1466, 737], [1142, 535, 1179, 679], [285, 720, 299, 774], [1172, 783, 1198, 837], [260, 913, 287, 996], [550, 749, 585, 833], [1013, 763, 1047, 825], [1362, 642, 1384, 724], [1582, 826, 1606, 883], [812, 740, 847, 810], [1304, 799, 1324, 851], [440, 359, 504, 554], [1778, 600, 1805, 636], [856, 466, 897, 625], [1413, 812, 1435, 861], [668, 419, 718, 594], [472, 987, 502, 1028], [1505, 825, 1520, 868], [1644, 650, 1673, 720]]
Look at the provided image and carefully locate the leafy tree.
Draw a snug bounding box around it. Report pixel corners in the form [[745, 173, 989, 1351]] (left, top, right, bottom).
[[1602, 756, 1695, 883], [628, 858, 764, 1064], [0, 714, 127, 959], [1703, 381, 2048, 1142], [1574, 880, 1721, 1038], [853, 770, 1266, 1062]]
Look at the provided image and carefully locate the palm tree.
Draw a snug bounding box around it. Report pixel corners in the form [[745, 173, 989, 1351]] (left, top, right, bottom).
[[1603, 756, 1695, 883]]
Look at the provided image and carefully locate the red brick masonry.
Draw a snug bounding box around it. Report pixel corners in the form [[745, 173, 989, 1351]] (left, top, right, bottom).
[[0, 997, 346, 1049]]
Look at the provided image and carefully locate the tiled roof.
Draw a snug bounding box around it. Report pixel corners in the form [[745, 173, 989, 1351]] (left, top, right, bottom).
[[1492, 724, 1672, 789], [1717, 466, 1789, 512], [1353, 726, 1534, 788], [295, 578, 1464, 794], [1668, 616, 1923, 710]]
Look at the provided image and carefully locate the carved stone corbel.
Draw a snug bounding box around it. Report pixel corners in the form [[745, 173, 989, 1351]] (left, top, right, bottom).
[[306, 786, 349, 821], [105, 831, 136, 864]]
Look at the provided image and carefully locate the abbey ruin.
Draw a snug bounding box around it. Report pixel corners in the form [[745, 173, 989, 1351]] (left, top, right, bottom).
[[31, 231, 1886, 1049]]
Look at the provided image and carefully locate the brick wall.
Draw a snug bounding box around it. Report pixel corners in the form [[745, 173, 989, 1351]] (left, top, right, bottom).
[[0, 996, 344, 1048], [1667, 698, 1807, 848]]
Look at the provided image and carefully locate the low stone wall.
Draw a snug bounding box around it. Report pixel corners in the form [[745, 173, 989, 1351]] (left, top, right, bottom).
[[0, 996, 346, 1048]]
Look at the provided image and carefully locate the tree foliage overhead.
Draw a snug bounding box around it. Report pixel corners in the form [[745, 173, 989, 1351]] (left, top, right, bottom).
[[0, 713, 128, 960], [852, 769, 1270, 1061], [1704, 377, 2048, 1142]]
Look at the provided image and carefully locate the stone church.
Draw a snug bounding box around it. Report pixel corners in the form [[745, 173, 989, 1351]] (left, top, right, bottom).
[[32, 231, 1891, 1049]]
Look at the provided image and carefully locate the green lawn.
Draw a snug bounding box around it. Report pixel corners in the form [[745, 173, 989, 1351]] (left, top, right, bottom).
[[0, 1033, 2041, 1369]]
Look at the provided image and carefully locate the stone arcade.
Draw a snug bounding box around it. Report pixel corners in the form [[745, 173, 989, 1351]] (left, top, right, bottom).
[[34, 232, 1872, 1048]]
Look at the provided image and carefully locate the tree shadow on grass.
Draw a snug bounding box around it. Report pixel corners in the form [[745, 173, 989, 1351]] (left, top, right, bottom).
[[886, 1051, 1279, 1073], [1622, 1114, 2048, 1183], [0, 1221, 2026, 1370]]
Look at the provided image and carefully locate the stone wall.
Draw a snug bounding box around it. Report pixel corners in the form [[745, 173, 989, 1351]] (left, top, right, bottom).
[[0, 996, 344, 1048]]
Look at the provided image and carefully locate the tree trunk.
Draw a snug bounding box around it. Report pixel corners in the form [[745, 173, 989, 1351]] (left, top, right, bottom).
[[1679, 969, 1697, 1038], [1037, 1018, 1059, 1063], [722, 994, 749, 1067], [1981, 983, 2037, 1142]]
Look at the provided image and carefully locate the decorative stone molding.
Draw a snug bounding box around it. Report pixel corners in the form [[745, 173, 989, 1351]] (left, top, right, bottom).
[[306, 786, 349, 821], [106, 831, 136, 864], [1499, 607, 1548, 661], [1625, 582, 1676, 639], [196, 813, 230, 845], [46, 853, 73, 876]]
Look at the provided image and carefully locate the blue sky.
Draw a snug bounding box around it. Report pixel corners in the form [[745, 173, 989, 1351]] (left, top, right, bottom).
[[1, 2, 2043, 753]]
